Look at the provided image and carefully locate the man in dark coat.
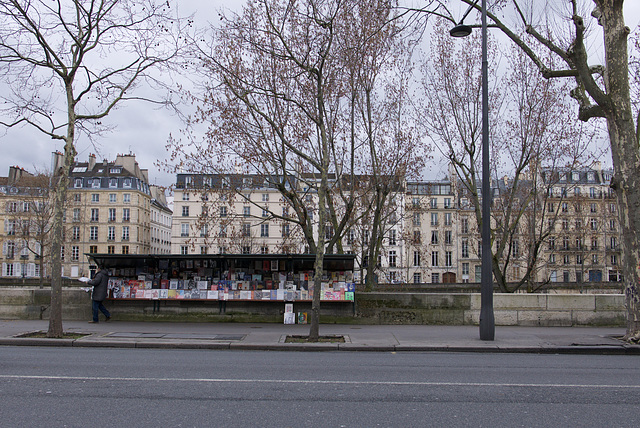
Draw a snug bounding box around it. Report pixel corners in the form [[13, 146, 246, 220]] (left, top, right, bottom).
[[87, 265, 111, 323]]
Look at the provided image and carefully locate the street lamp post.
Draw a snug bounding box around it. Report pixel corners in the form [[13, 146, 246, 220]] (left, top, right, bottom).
[[450, 0, 495, 341]]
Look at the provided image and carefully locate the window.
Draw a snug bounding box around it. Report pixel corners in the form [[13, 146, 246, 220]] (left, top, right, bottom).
[[90, 208, 99, 222], [591, 238, 598, 250], [592, 254, 598, 264], [261, 246, 269, 255], [282, 224, 290, 237], [462, 263, 469, 276], [431, 273, 440, 284], [575, 237, 583, 250], [122, 245, 129, 255], [413, 272, 421, 284], [561, 202, 568, 212], [563, 254, 570, 265], [122, 226, 129, 241], [262, 193, 269, 202], [445, 251, 452, 267], [74, 178, 83, 188], [182, 193, 190, 201], [443, 230, 451, 245], [431, 213, 438, 226], [388, 251, 397, 268], [71, 246, 79, 261], [562, 219, 568, 230], [89, 245, 98, 254], [220, 206, 227, 217], [60, 246, 65, 261], [72, 208, 80, 222], [610, 219, 616, 231], [74, 193, 82, 202], [109, 178, 117, 188], [576, 254, 583, 265], [123, 193, 131, 204], [72, 226, 80, 241], [549, 254, 556, 264], [413, 230, 421, 244], [609, 203, 617, 213], [575, 219, 582, 230], [590, 202, 597, 212], [444, 212, 452, 226], [563, 271, 570, 282], [181, 206, 189, 217], [444, 198, 451, 209], [562, 237, 569, 250], [413, 251, 421, 267], [242, 223, 251, 237], [108, 245, 115, 254], [181, 223, 189, 237], [91, 179, 100, 189], [430, 198, 437, 208], [124, 178, 132, 188], [611, 254, 618, 265], [610, 237, 618, 250], [242, 246, 251, 255], [548, 237, 555, 250], [260, 224, 269, 237], [412, 197, 420, 207], [262, 208, 269, 218], [90, 226, 98, 241], [108, 226, 115, 241], [109, 194, 117, 203], [431, 251, 439, 267], [431, 231, 438, 245], [219, 225, 227, 237], [108, 208, 116, 222], [413, 213, 421, 226], [201, 246, 208, 255], [461, 217, 469, 234], [389, 230, 396, 246], [122, 208, 130, 222], [461, 239, 469, 258], [590, 218, 597, 230], [512, 240, 520, 257], [243, 206, 250, 217]]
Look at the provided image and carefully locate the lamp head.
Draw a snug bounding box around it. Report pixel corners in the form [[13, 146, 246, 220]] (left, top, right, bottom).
[[450, 24, 472, 38]]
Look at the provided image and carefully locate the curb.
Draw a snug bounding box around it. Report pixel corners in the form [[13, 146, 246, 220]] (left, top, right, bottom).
[[1, 336, 639, 354]]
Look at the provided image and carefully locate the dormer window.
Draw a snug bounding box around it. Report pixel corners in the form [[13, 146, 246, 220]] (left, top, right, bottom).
[[110, 168, 121, 174]]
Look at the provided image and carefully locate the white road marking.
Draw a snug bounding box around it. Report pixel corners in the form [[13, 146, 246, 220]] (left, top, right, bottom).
[[1, 374, 639, 389]]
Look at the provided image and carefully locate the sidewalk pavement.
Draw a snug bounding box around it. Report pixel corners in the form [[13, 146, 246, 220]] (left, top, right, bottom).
[[1, 319, 639, 354]]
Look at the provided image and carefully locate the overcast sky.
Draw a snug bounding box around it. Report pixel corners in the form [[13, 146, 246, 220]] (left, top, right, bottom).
[[1, 1, 638, 188]]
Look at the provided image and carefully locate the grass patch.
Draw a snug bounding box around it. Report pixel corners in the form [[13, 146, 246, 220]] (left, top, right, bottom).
[[16, 331, 90, 339], [285, 335, 345, 343]]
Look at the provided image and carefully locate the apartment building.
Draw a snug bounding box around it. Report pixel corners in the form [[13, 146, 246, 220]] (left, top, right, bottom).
[[0, 166, 48, 278], [150, 186, 172, 254], [539, 163, 621, 284], [168, 162, 620, 286], [56, 152, 154, 278], [171, 173, 306, 256]]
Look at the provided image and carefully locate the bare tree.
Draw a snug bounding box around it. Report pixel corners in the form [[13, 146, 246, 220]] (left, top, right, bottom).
[[165, 0, 418, 340], [0, 0, 188, 337], [419, 18, 593, 292]]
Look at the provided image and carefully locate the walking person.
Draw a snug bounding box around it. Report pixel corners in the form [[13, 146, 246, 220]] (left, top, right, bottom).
[[87, 265, 111, 323]]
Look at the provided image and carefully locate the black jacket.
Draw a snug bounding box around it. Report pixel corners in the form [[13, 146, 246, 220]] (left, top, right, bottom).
[[88, 269, 109, 301]]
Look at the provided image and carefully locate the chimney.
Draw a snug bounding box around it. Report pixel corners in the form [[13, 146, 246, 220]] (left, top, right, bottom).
[[51, 151, 64, 176], [88, 153, 96, 170], [8, 166, 22, 184]]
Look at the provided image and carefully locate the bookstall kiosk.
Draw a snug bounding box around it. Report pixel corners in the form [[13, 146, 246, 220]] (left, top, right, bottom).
[[87, 253, 356, 320]]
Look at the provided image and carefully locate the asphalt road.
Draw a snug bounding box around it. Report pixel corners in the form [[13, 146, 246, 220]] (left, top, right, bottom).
[[1, 347, 639, 427]]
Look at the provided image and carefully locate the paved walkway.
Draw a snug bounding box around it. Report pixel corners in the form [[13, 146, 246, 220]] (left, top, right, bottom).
[[1, 319, 638, 354]]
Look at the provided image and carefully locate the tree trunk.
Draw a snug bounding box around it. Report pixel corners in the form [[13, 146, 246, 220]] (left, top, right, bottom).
[[47, 84, 76, 338]]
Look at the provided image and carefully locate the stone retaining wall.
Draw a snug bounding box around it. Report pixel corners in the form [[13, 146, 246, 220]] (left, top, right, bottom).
[[0, 288, 626, 326]]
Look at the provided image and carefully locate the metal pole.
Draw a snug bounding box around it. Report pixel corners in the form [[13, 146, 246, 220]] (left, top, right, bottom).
[[479, 0, 495, 340]]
